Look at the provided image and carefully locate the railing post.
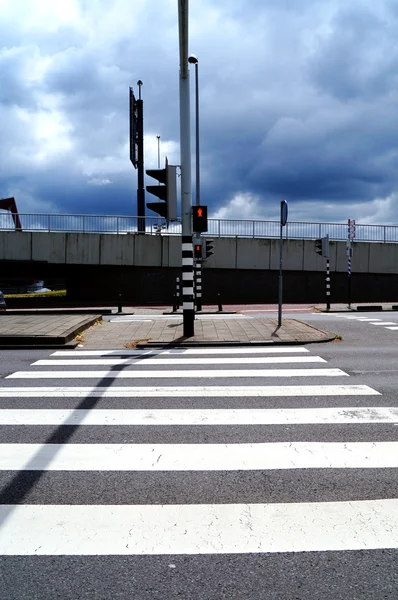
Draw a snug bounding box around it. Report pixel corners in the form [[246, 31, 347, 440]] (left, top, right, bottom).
[[218, 219, 221, 238], [252, 220, 255, 238], [48, 214, 50, 232], [83, 216, 86, 234], [117, 217, 119, 235], [384, 226, 386, 243]]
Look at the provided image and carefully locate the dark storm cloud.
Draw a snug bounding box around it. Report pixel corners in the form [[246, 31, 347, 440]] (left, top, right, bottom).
[[2, 0, 398, 225]]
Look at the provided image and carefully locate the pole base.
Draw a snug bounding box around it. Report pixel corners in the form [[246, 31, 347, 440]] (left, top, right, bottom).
[[183, 309, 195, 337]]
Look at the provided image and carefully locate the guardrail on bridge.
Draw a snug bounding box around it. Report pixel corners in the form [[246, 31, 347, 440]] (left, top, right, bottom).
[[1, 213, 398, 243]]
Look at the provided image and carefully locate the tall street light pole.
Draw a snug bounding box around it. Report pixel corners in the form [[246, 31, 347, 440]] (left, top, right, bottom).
[[178, 0, 194, 336], [156, 135, 161, 169], [188, 53, 202, 311], [136, 80, 145, 233]]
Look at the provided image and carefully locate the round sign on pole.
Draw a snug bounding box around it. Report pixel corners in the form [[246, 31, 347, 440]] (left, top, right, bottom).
[[281, 200, 288, 227]]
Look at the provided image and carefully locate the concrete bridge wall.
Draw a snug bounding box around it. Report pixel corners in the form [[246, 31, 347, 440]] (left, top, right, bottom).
[[1, 231, 397, 273], [0, 232, 397, 304]]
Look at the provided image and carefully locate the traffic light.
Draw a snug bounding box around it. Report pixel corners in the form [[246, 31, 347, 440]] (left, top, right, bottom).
[[315, 235, 329, 258], [194, 243, 202, 259], [203, 239, 214, 260], [192, 205, 208, 233], [146, 157, 177, 223], [315, 238, 323, 255]]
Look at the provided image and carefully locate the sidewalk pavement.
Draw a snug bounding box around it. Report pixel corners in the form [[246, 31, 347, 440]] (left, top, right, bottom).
[[0, 309, 335, 349], [0, 314, 100, 348], [81, 314, 333, 349]]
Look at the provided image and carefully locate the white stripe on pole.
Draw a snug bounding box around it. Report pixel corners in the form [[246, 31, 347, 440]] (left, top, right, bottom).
[[1, 441, 398, 471], [1, 499, 398, 555], [32, 356, 327, 367], [6, 368, 349, 379], [0, 384, 378, 398], [0, 406, 395, 426]]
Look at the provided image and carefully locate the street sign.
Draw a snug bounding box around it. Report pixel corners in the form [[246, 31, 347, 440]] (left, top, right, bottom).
[[281, 200, 288, 227], [348, 218, 356, 240]]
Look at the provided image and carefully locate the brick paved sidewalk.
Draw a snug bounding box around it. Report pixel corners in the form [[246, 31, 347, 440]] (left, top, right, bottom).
[[0, 314, 100, 346], [80, 316, 333, 349]]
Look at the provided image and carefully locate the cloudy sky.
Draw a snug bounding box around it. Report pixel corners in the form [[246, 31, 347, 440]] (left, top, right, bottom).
[[2, 0, 398, 225]]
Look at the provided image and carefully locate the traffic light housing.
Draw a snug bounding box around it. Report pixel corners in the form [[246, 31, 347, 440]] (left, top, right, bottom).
[[203, 239, 214, 260], [192, 205, 208, 233], [194, 243, 202, 259], [315, 235, 329, 258], [146, 157, 177, 223]]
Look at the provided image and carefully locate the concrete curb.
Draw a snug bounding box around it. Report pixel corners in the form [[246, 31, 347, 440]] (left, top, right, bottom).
[[0, 315, 101, 349], [136, 336, 335, 348], [315, 304, 398, 313], [0, 342, 79, 350]]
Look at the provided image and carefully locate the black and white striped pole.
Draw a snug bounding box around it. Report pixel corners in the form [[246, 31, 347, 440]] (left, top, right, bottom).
[[195, 260, 202, 311], [176, 276, 180, 309], [178, 0, 194, 336], [347, 250, 352, 309], [326, 258, 331, 311]]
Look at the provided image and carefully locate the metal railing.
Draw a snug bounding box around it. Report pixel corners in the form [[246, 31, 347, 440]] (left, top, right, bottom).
[[1, 212, 398, 242]]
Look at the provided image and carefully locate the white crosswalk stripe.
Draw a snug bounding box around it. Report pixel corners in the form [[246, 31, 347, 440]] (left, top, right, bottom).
[[0, 345, 396, 560], [6, 368, 348, 379], [32, 356, 326, 366]]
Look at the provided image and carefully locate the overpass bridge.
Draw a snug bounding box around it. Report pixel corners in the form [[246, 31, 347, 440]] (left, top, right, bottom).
[[1, 214, 397, 304]]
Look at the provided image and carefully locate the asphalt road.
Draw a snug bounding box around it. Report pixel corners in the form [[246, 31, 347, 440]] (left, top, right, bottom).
[[0, 311, 397, 599]]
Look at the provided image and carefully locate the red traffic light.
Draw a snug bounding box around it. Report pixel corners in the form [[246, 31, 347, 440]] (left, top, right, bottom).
[[194, 244, 202, 259], [192, 205, 208, 233]]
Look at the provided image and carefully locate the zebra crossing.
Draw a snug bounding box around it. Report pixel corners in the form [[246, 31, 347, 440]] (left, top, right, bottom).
[[0, 345, 397, 559], [324, 312, 398, 331]]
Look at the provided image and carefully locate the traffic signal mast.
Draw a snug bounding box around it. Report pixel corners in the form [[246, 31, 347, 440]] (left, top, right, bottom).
[[146, 157, 177, 224]]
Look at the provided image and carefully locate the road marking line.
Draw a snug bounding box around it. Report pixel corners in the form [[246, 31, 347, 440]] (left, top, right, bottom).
[[6, 368, 348, 379], [1, 499, 397, 555], [1, 441, 396, 471], [369, 322, 397, 326], [0, 406, 394, 426], [51, 347, 310, 356], [385, 327, 398, 330], [33, 356, 326, 367], [0, 384, 377, 397]]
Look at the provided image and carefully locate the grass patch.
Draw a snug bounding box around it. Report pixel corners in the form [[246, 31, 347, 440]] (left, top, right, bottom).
[[124, 339, 151, 348], [4, 289, 67, 299]]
